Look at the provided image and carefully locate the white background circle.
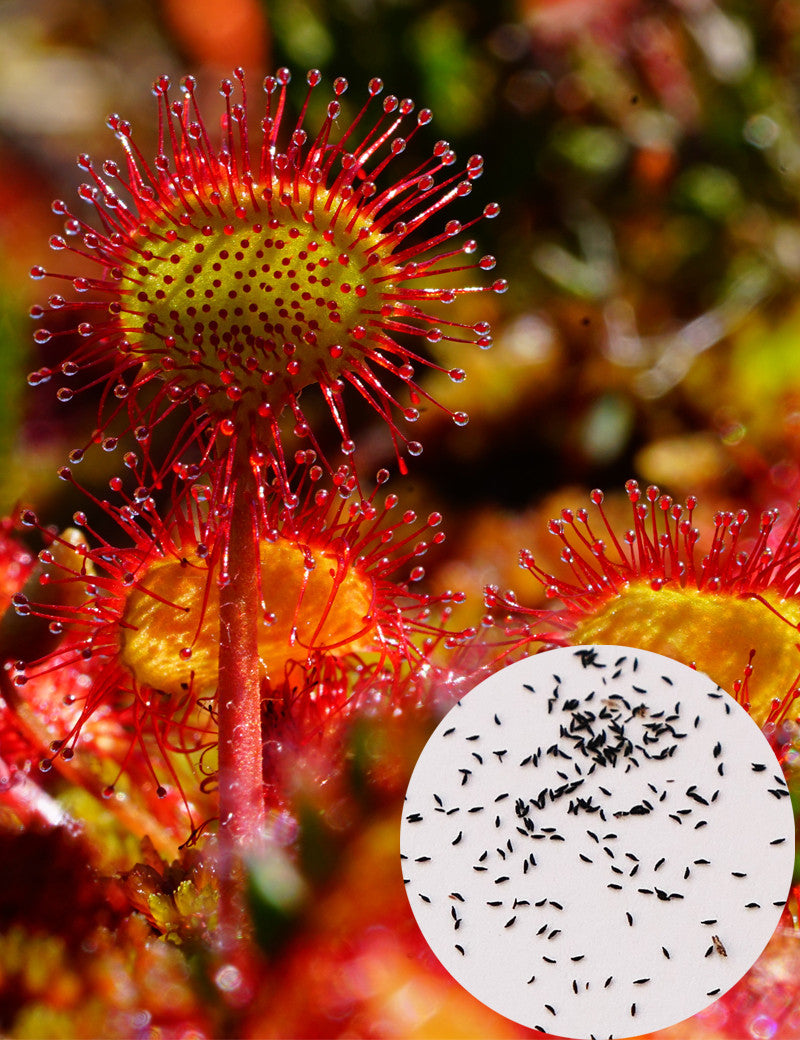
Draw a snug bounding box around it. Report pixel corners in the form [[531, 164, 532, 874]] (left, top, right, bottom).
[[400, 646, 795, 1039]]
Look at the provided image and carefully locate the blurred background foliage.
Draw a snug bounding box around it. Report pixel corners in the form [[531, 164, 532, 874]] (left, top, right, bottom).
[[2, 1, 800, 1037], [4, 0, 800, 602]]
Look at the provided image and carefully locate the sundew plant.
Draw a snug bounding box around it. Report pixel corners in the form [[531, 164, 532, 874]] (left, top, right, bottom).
[[2, 22, 800, 1038], [16, 67, 503, 943]]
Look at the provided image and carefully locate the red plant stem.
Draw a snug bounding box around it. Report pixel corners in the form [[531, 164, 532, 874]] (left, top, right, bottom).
[[216, 455, 265, 947]]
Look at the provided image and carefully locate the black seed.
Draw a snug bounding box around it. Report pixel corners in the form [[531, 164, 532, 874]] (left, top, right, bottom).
[[537, 924, 548, 935], [495, 875, 510, 884], [654, 857, 665, 871], [443, 727, 455, 736], [707, 988, 720, 996], [633, 978, 649, 985], [527, 975, 536, 984], [662, 947, 670, 959], [494, 792, 509, 801], [573, 979, 578, 994], [543, 956, 556, 964], [731, 871, 747, 878], [752, 763, 766, 772], [415, 856, 431, 862], [626, 912, 633, 926], [604, 976, 613, 988], [579, 854, 593, 863], [406, 813, 423, 823], [745, 902, 761, 908], [631, 1003, 636, 1017], [770, 837, 786, 845], [466, 734, 480, 741], [452, 831, 462, 845], [505, 916, 516, 928], [570, 954, 585, 962], [449, 892, 464, 902], [433, 794, 443, 806], [547, 929, 561, 940], [455, 944, 464, 955], [494, 713, 501, 725], [419, 894, 431, 903], [545, 1004, 556, 1016]]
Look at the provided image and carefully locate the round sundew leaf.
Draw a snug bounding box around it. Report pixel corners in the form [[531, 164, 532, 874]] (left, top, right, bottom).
[[400, 645, 795, 1039]]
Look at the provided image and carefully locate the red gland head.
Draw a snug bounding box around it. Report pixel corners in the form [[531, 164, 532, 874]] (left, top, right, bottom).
[[30, 69, 504, 479]]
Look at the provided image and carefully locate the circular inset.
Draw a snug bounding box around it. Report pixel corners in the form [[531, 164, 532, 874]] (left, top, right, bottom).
[[400, 646, 795, 1039]]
